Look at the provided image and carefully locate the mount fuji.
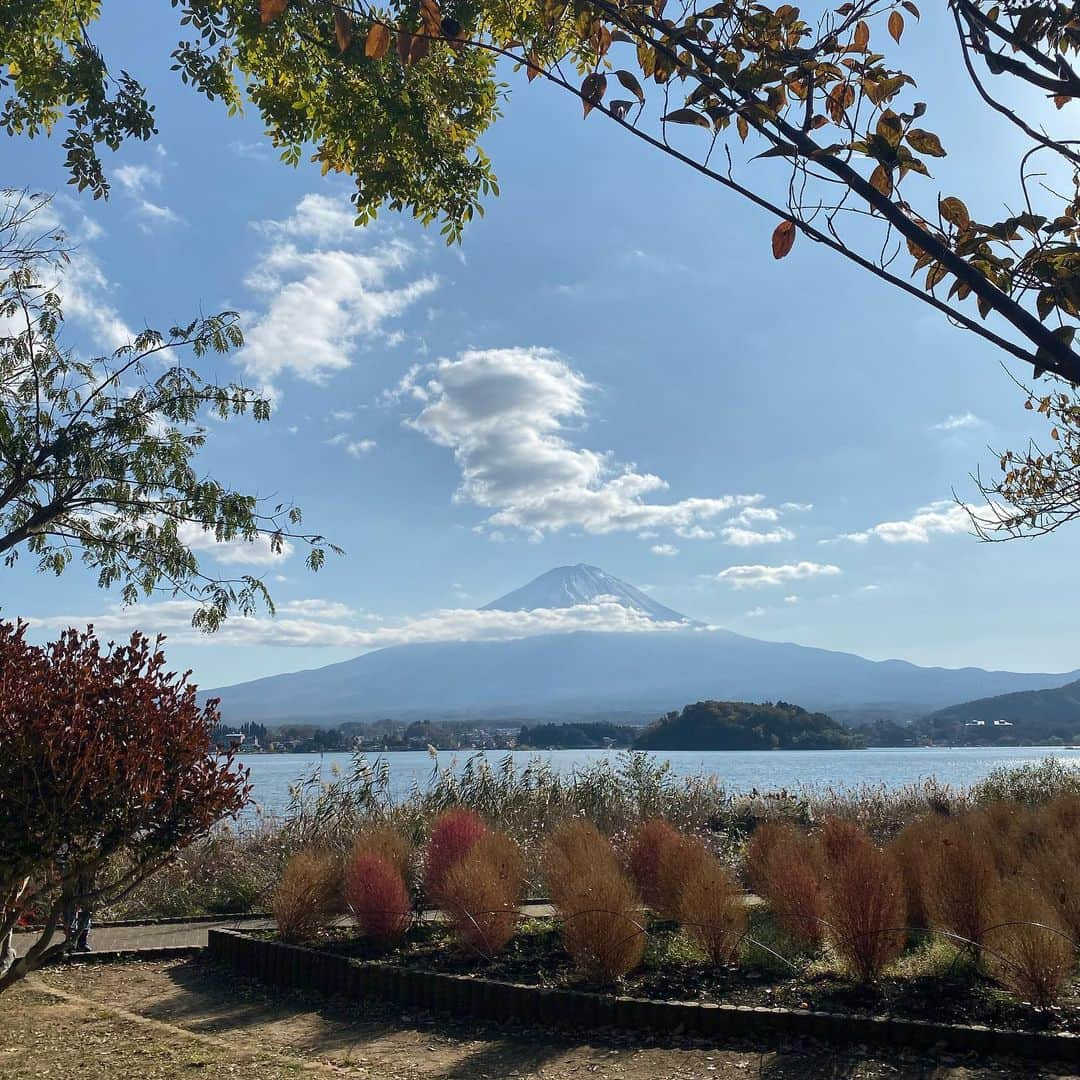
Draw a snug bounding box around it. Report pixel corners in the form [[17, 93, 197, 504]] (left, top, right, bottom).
[[206, 565, 1080, 726]]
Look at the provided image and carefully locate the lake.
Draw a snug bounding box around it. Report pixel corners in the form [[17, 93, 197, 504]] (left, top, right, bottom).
[[237, 745, 1080, 818]]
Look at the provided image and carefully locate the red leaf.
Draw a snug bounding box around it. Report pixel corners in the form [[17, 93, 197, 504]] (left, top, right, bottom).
[[772, 220, 796, 259]]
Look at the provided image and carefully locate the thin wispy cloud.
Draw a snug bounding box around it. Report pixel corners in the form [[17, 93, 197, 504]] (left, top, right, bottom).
[[651, 543, 679, 556], [933, 412, 982, 432]]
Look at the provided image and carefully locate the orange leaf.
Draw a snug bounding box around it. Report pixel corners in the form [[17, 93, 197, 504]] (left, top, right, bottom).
[[888, 10, 904, 43], [365, 23, 391, 58], [420, 0, 441, 37], [397, 27, 413, 64], [737, 115, 749, 141], [772, 220, 796, 259], [260, 0, 287, 24], [853, 20, 869, 50]]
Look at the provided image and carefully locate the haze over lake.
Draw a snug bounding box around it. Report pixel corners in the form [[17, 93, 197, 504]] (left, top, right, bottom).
[[240, 745, 1080, 818]]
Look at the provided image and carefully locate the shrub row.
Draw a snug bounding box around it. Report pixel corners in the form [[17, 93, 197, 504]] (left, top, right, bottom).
[[272, 793, 1080, 1009]]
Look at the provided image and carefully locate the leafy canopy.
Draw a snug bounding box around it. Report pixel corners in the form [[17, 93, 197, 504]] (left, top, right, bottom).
[[0, 191, 337, 629], [5, 0, 1080, 533]]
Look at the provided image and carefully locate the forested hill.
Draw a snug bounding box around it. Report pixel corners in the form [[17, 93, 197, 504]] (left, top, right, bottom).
[[634, 700, 862, 751], [925, 679, 1080, 745]]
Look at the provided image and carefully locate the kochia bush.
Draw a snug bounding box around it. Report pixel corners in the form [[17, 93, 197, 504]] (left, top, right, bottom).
[[423, 808, 488, 907], [343, 850, 412, 946]]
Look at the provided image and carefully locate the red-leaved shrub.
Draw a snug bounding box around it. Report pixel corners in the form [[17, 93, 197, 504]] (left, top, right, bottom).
[[626, 819, 683, 911], [820, 818, 906, 983], [923, 818, 1002, 953], [748, 824, 825, 949], [442, 831, 525, 956], [343, 850, 412, 946], [424, 809, 488, 907], [886, 813, 948, 930]]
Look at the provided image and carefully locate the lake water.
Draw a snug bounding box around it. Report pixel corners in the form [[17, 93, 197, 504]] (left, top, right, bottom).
[[237, 745, 1080, 818]]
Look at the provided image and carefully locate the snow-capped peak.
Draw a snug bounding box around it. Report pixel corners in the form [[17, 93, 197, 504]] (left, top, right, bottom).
[[481, 564, 693, 624]]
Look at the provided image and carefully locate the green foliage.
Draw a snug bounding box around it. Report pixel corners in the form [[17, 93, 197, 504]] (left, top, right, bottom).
[[970, 757, 1080, 806], [0, 192, 336, 628], [516, 721, 636, 749], [635, 699, 864, 751]]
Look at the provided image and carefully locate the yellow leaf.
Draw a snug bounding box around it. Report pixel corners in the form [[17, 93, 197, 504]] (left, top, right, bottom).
[[939, 196, 971, 230]]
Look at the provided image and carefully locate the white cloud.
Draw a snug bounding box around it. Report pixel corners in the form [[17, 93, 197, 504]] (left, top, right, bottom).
[[396, 347, 762, 539], [29, 596, 694, 651], [711, 561, 841, 589], [115, 164, 160, 196], [783, 595, 799, 603], [54, 251, 134, 350], [782, 502, 813, 512], [113, 163, 180, 229], [744, 607, 767, 618], [832, 501, 970, 544], [177, 523, 294, 566], [933, 412, 982, 432], [720, 525, 795, 546], [330, 410, 355, 422], [651, 544, 679, 556], [328, 432, 376, 457], [237, 195, 437, 384]]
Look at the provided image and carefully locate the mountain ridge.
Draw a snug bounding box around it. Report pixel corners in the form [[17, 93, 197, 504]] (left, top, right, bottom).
[[204, 564, 1080, 725]]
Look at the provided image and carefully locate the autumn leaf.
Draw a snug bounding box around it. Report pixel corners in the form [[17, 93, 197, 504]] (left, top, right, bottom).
[[902, 1, 919, 16], [409, 33, 430, 63], [365, 23, 391, 58], [333, 7, 353, 52], [906, 128, 946, 157], [772, 220, 796, 259], [662, 108, 710, 127], [888, 10, 904, 43], [397, 27, 413, 64], [260, 0, 287, 25], [581, 72, 607, 117], [870, 164, 893, 197], [853, 20, 869, 50], [939, 195, 971, 230], [737, 115, 749, 141], [420, 0, 441, 37], [615, 69, 645, 105]]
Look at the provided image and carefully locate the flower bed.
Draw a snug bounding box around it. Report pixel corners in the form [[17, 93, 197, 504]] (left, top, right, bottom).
[[208, 927, 1080, 1060]]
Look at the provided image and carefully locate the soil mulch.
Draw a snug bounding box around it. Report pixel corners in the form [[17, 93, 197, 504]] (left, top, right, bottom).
[[281, 919, 1080, 1037]]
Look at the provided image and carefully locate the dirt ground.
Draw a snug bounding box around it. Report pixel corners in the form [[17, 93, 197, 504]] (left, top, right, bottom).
[[2, 957, 1077, 1080]]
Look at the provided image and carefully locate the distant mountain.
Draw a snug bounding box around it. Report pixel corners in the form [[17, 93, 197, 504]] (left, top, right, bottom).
[[635, 699, 862, 751], [206, 566, 1080, 726], [482, 564, 695, 624], [925, 679, 1080, 744]]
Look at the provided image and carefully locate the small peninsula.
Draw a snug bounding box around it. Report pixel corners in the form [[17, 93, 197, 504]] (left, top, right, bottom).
[[633, 700, 864, 751]]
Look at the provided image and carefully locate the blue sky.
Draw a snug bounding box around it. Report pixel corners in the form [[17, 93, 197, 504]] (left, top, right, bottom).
[[6, 2, 1077, 688]]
